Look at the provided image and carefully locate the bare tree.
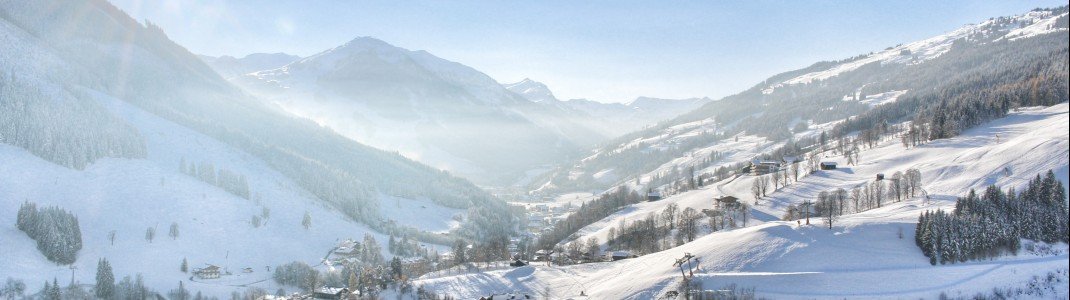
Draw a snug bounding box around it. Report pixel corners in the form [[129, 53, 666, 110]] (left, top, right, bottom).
[[678, 207, 700, 242], [772, 170, 782, 191], [751, 179, 762, 200], [791, 162, 801, 182], [662, 203, 679, 230], [145, 227, 155, 243], [851, 187, 862, 213], [758, 175, 770, 197], [890, 171, 904, 202], [169, 222, 179, 240]]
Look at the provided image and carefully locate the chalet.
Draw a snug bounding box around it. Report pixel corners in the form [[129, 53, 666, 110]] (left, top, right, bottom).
[[647, 190, 663, 201], [534, 249, 553, 261], [714, 195, 740, 209], [820, 162, 838, 170], [751, 159, 781, 175], [876, 173, 885, 181], [604, 251, 633, 261], [192, 265, 221, 279], [312, 287, 350, 300]]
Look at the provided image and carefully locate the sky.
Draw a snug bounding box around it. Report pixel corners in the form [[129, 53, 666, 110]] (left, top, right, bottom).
[[111, 0, 1067, 103]]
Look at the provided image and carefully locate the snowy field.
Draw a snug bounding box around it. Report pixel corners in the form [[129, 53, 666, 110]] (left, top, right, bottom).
[[415, 103, 1070, 299]]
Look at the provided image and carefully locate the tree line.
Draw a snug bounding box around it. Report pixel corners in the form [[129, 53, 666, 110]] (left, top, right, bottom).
[[180, 158, 251, 199]]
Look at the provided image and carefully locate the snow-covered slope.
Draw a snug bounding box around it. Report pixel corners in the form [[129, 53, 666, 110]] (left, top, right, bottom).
[[0, 91, 394, 296], [417, 102, 1070, 299], [1, 1, 503, 296], [764, 9, 1069, 94]]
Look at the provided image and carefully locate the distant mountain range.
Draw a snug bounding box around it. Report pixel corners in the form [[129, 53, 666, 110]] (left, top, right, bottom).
[[198, 53, 299, 79], [207, 38, 709, 185], [504, 78, 712, 137]]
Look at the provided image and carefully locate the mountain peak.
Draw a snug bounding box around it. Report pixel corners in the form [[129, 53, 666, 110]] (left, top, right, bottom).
[[336, 36, 399, 53], [504, 78, 556, 103]]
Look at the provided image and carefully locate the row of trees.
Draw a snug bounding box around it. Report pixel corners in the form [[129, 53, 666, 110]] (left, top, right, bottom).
[[916, 170, 1068, 265], [15, 201, 82, 264], [783, 168, 923, 228], [180, 158, 251, 199], [535, 187, 644, 250], [601, 204, 711, 256]]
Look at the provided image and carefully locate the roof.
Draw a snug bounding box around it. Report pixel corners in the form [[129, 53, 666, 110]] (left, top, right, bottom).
[[820, 161, 838, 165], [715, 196, 739, 202], [607, 251, 631, 257]]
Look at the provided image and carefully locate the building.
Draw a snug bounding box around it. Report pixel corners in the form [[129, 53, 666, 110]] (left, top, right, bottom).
[[714, 195, 740, 209], [876, 173, 885, 181], [647, 190, 663, 201], [312, 287, 350, 300], [604, 251, 633, 261], [193, 265, 221, 279], [820, 162, 838, 170], [751, 159, 781, 175]]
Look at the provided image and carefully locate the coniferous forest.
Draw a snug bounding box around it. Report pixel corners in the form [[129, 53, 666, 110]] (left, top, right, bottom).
[[916, 170, 1068, 265], [15, 201, 83, 265]]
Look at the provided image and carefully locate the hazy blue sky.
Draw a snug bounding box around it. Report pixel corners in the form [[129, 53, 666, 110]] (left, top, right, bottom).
[[111, 0, 1066, 102]]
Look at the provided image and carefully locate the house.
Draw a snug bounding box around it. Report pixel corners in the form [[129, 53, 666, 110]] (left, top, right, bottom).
[[534, 249, 553, 261], [876, 173, 885, 181], [714, 195, 740, 209], [647, 190, 663, 201], [820, 162, 838, 170], [604, 251, 633, 261], [192, 265, 221, 279], [312, 287, 350, 300], [750, 159, 781, 175]]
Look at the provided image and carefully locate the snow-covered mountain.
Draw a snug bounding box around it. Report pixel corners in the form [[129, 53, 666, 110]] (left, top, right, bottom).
[[0, 0, 511, 296], [504, 78, 712, 137], [199, 52, 300, 79], [531, 6, 1069, 196], [233, 37, 607, 185]]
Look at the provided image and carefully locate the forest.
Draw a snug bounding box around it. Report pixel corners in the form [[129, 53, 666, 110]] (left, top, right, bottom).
[[916, 170, 1068, 265], [15, 201, 82, 265]]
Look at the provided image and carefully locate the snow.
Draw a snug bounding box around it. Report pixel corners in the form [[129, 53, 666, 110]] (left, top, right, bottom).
[[0, 90, 420, 297], [1002, 12, 1069, 41], [377, 194, 465, 234], [415, 103, 1070, 299], [857, 90, 909, 107], [765, 10, 1068, 94]]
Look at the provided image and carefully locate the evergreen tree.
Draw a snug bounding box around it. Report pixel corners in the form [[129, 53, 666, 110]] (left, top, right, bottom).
[[95, 258, 115, 299]]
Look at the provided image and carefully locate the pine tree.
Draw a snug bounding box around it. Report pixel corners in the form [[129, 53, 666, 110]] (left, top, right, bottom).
[[95, 258, 115, 298], [46, 278, 60, 300], [181, 258, 189, 273]]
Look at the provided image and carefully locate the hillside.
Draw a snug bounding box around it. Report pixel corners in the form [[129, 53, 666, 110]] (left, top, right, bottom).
[[529, 7, 1069, 195], [416, 101, 1070, 300], [0, 0, 517, 295]]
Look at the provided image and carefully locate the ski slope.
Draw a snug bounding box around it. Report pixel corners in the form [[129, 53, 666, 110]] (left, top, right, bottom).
[[415, 103, 1070, 299]]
